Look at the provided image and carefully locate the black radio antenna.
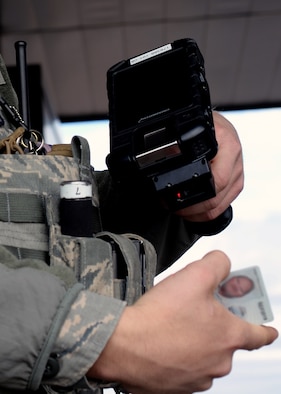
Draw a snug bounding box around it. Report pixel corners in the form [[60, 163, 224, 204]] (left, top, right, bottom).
[[14, 40, 31, 133]]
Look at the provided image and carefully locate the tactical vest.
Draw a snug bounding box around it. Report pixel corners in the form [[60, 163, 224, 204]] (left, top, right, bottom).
[[0, 54, 157, 394], [0, 131, 157, 394], [0, 130, 156, 301]]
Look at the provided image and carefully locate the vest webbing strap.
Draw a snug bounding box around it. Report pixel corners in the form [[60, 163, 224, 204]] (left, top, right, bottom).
[[4, 245, 49, 262], [0, 192, 45, 223]]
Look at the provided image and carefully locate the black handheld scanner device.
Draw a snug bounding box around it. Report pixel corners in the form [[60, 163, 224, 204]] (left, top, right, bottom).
[[106, 38, 218, 211]]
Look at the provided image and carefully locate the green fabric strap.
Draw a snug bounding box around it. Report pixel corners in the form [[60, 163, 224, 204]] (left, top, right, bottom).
[[0, 192, 45, 223]]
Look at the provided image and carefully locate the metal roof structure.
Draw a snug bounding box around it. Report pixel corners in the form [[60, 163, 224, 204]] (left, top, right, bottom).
[[1, 0, 281, 121]]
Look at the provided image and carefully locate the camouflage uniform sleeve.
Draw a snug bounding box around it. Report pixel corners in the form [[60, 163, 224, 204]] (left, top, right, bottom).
[[44, 290, 126, 388], [0, 246, 125, 391]]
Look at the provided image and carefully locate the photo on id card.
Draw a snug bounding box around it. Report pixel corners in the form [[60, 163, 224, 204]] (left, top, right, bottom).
[[215, 266, 274, 325]]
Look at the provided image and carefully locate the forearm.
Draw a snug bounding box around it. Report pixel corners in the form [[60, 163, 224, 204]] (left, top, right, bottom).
[[0, 246, 126, 391], [45, 291, 126, 388], [87, 306, 137, 384]]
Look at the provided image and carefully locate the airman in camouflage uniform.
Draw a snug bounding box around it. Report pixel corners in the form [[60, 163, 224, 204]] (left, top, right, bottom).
[[0, 53, 201, 393], [2, 50, 274, 394]]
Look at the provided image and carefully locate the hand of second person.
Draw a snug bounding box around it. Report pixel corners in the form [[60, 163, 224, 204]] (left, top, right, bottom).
[[176, 111, 244, 223]]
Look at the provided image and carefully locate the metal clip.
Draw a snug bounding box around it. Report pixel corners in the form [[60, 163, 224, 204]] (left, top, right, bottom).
[[16, 129, 45, 155]]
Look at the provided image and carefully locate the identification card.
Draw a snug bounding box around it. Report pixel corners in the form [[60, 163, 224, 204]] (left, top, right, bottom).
[[215, 266, 274, 325]]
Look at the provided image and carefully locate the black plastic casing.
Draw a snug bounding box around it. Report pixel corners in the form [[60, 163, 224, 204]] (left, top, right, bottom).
[[106, 38, 218, 210]]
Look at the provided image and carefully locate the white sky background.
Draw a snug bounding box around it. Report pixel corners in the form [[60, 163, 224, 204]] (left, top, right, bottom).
[[50, 108, 281, 393]]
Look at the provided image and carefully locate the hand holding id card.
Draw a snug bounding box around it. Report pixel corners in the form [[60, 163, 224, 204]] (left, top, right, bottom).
[[215, 266, 274, 325]]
